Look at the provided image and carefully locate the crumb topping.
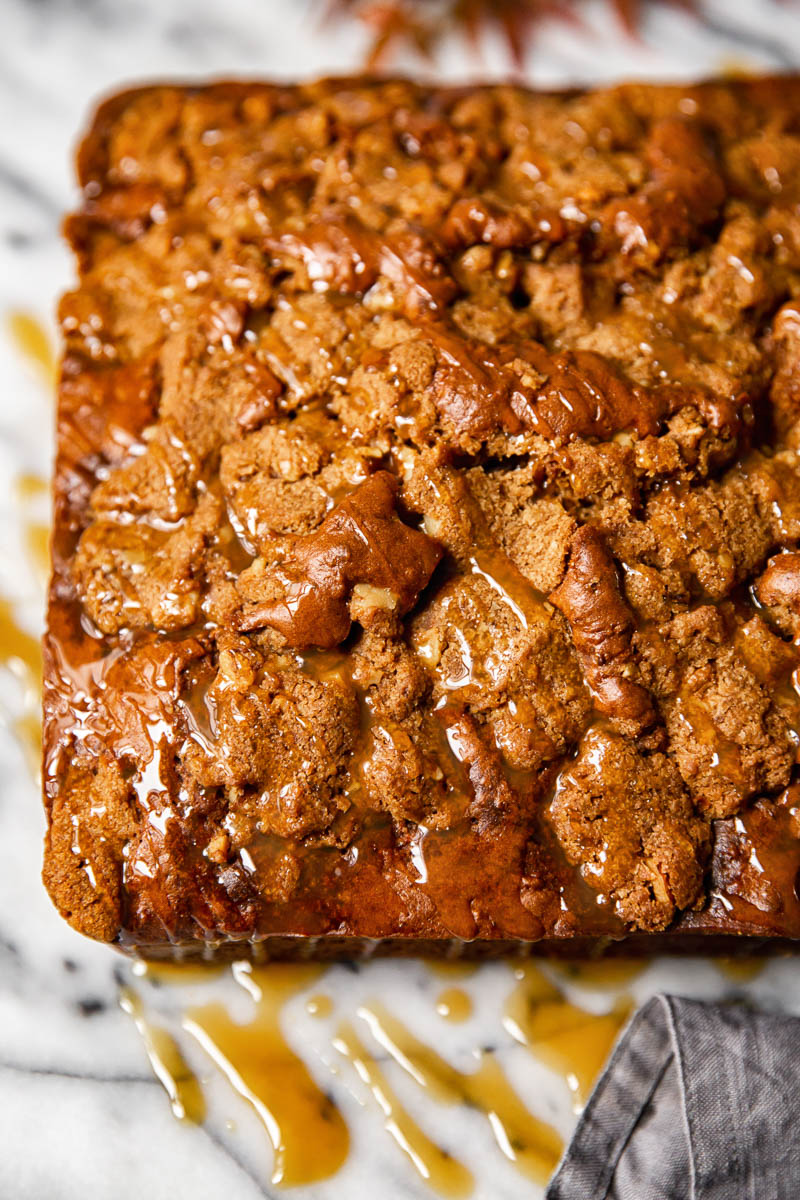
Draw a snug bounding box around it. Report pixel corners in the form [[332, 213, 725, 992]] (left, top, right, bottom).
[[44, 77, 800, 945]]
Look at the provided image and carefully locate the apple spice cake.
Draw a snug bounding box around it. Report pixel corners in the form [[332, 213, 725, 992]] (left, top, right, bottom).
[[42, 76, 800, 956]]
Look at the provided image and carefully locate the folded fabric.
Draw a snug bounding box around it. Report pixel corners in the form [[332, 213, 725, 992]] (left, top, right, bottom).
[[547, 993, 800, 1200]]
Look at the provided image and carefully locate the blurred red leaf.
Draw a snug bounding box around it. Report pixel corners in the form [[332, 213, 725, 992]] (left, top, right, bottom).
[[323, 0, 699, 66]]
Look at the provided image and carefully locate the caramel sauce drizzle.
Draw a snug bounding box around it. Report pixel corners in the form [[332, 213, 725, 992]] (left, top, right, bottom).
[[503, 964, 630, 1113], [0, 469, 50, 773], [549, 958, 648, 991], [124, 958, 625, 1194], [7, 310, 56, 385], [0, 595, 42, 772], [132, 960, 225, 987], [435, 987, 473, 1022], [13, 473, 50, 588], [425, 960, 479, 980], [119, 986, 206, 1123], [120, 954, 775, 1193], [0, 598, 41, 689], [715, 957, 766, 983], [3, 319, 54, 772], [357, 1001, 564, 1185], [672, 689, 748, 796], [333, 1019, 474, 1197], [183, 963, 350, 1187], [23, 521, 50, 582], [15, 472, 49, 502], [306, 992, 334, 1018]]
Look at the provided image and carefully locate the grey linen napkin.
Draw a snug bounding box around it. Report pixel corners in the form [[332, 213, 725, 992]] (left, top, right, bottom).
[[547, 993, 800, 1200]]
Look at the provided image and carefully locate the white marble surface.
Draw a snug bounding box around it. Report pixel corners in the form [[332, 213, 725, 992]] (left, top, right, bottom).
[[3, 1, 800, 1197]]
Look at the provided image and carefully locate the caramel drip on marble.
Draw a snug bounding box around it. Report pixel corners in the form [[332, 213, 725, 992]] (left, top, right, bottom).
[[184, 963, 349, 1187], [503, 965, 629, 1112], [132, 960, 225, 987], [358, 1002, 563, 1185], [0, 596, 42, 771], [717, 56, 760, 79], [425, 961, 478, 980], [23, 518, 50, 583], [435, 988, 473, 1022], [306, 993, 334, 1018], [715, 957, 766, 983], [13, 472, 51, 586], [7, 310, 56, 384], [0, 598, 41, 686], [119, 987, 205, 1123], [0, 471, 50, 772], [333, 1020, 473, 1198], [15, 472, 49, 502], [549, 958, 648, 991], [13, 710, 41, 775]]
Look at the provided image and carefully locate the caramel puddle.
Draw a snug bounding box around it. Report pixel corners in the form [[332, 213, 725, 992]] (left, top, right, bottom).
[[334, 1020, 473, 1197], [435, 987, 473, 1023], [120, 986, 205, 1123], [8, 310, 56, 384], [358, 1001, 563, 1185], [503, 965, 629, 1112], [184, 963, 349, 1187]]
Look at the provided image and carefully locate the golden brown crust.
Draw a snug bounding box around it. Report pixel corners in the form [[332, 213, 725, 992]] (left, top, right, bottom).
[[42, 75, 800, 950], [550, 727, 709, 931], [42, 756, 137, 942]]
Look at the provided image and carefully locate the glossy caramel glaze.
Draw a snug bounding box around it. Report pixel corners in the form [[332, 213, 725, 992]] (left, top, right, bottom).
[[8, 311, 56, 384], [42, 75, 800, 953]]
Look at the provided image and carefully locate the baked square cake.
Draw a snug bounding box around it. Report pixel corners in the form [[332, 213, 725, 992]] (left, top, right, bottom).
[[43, 76, 800, 957]]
